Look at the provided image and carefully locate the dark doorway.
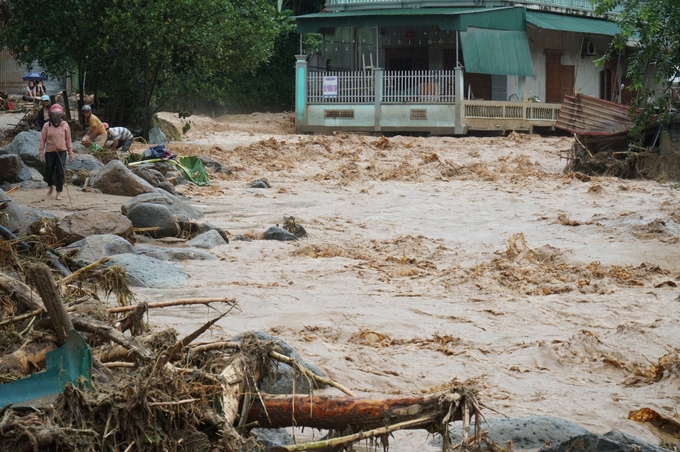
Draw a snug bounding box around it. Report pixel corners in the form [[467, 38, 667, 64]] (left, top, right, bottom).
[[385, 48, 428, 71]]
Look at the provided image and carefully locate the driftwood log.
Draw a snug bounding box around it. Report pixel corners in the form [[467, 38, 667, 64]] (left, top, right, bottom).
[[0, 272, 44, 313], [25, 263, 72, 345], [246, 392, 460, 430]]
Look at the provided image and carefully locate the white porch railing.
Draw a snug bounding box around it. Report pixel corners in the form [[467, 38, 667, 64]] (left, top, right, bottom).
[[463, 100, 561, 122], [383, 70, 455, 103], [308, 71, 375, 103], [307, 70, 455, 104]]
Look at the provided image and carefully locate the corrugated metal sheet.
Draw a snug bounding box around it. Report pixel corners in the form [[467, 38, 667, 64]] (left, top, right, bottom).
[[526, 11, 620, 36], [459, 27, 534, 77], [296, 6, 526, 33], [555, 94, 634, 136]]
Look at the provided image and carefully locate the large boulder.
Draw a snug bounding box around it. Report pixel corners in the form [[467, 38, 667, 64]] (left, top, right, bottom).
[[104, 253, 187, 288], [0, 189, 55, 236], [199, 156, 231, 174], [187, 229, 227, 249], [121, 191, 203, 219], [197, 222, 229, 243], [55, 210, 134, 245], [437, 416, 590, 450], [130, 165, 176, 194], [124, 203, 180, 238], [263, 226, 298, 241], [61, 234, 136, 264], [66, 154, 105, 172], [91, 160, 156, 196], [4, 131, 41, 168], [0, 154, 32, 183], [544, 430, 670, 452], [148, 127, 167, 144], [136, 245, 217, 261]]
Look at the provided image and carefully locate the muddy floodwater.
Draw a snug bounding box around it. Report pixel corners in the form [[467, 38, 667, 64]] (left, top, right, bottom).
[[10, 112, 680, 450]]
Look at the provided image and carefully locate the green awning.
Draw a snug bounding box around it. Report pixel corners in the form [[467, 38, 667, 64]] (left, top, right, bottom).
[[526, 11, 620, 36], [296, 6, 526, 34], [459, 27, 534, 77]]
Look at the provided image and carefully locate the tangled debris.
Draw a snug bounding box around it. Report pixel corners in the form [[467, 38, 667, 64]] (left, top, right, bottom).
[[0, 229, 491, 451]]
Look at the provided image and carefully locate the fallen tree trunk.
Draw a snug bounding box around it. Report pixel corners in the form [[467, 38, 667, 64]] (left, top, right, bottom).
[[0, 272, 44, 313], [25, 263, 72, 345], [246, 392, 461, 430]]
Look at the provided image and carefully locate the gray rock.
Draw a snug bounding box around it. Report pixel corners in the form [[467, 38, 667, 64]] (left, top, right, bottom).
[[252, 429, 293, 449], [130, 165, 176, 195], [61, 234, 136, 264], [104, 253, 187, 288], [136, 245, 217, 261], [71, 141, 89, 155], [232, 234, 252, 242], [263, 226, 298, 241], [544, 430, 669, 452], [434, 416, 589, 450], [91, 160, 156, 196], [148, 127, 167, 144], [55, 210, 134, 245], [230, 331, 327, 394], [0, 154, 32, 183], [187, 229, 227, 249], [249, 178, 271, 188], [0, 188, 56, 235], [125, 203, 179, 238], [199, 156, 231, 174], [66, 154, 105, 172], [121, 191, 203, 219], [196, 222, 229, 244], [4, 131, 41, 168]]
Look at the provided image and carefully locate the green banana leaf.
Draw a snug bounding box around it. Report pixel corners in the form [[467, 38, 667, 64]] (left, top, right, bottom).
[[127, 156, 210, 186]]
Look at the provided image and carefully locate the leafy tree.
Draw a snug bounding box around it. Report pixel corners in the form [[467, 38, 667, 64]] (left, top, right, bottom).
[[221, 12, 321, 110], [595, 0, 680, 138], [0, 0, 279, 135]]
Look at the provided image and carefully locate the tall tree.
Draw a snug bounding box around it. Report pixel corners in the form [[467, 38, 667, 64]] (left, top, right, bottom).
[[595, 0, 680, 138], [0, 0, 279, 135]]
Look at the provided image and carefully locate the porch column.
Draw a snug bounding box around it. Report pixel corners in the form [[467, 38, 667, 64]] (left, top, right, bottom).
[[518, 76, 526, 102], [295, 54, 308, 125], [374, 67, 383, 132], [454, 66, 465, 135]]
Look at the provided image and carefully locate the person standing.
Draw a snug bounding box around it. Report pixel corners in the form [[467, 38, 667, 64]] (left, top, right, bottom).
[[36, 95, 51, 130], [103, 123, 134, 153], [39, 104, 74, 201], [80, 104, 107, 148]]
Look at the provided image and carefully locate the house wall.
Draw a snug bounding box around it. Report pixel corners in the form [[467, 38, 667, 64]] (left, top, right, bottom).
[[523, 27, 614, 102]]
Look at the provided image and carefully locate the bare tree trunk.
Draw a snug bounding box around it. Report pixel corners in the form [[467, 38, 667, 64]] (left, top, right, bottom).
[[25, 263, 72, 345], [0, 273, 44, 313], [246, 393, 455, 430]]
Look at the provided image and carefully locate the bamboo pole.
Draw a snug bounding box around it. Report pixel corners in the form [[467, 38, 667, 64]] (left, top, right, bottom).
[[108, 297, 236, 313], [56, 256, 110, 286]]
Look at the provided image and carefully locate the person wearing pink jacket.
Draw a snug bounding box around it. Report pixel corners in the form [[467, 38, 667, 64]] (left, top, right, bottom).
[[39, 104, 74, 201]]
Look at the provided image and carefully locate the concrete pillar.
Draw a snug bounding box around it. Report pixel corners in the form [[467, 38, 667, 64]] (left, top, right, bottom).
[[454, 66, 465, 135], [295, 54, 308, 126], [518, 76, 526, 102], [374, 68, 383, 132]]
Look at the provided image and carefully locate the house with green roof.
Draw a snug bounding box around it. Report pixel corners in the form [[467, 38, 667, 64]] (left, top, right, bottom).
[[293, 0, 629, 134]]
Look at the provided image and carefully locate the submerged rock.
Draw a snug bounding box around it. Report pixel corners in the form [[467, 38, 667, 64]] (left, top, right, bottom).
[[104, 253, 187, 288], [263, 226, 297, 241]]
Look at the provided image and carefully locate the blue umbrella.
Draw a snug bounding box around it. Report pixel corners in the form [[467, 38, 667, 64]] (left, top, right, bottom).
[[22, 72, 46, 82]]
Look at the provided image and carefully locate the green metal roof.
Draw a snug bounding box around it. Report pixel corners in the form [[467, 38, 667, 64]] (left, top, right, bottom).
[[459, 27, 534, 77], [526, 11, 620, 36], [296, 6, 526, 33]]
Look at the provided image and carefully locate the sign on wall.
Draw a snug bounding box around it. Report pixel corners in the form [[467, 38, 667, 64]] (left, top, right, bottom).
[[323, 76, 338, 99]]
